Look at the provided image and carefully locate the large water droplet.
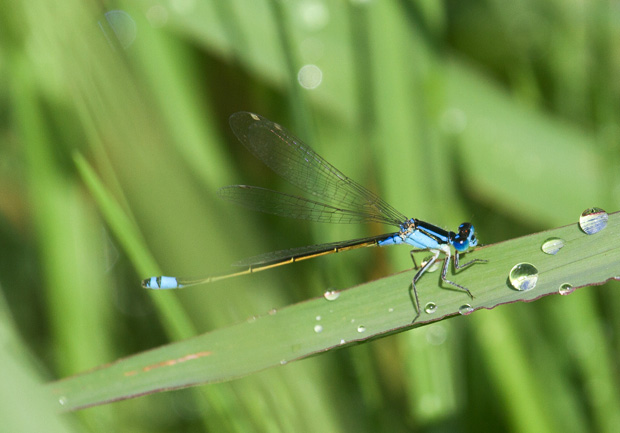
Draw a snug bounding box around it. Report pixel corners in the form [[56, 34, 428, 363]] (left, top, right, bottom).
[[579, 207, 608, 235], [541, 237, 565, 255], [459, 304, 474, 315], [357, 325, 366, 333], [424, 302, 437, 314], [323, 290, 340, 301], [509, 263, 539, 291], [314, 324, 323, 333], [559, 283, 575, 296]]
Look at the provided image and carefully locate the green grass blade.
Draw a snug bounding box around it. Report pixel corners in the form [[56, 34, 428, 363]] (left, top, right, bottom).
[[0, 291, 73, 433], [46, 211, 620, 410], [73, 152, 197, 341]]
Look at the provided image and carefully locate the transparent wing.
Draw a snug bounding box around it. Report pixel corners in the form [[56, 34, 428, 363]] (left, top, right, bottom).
[[218, 185, 399, 225], [227, 112, 408, 227]]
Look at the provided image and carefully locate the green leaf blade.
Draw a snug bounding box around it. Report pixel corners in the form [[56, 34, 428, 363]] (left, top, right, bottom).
[[47, 212, 620, 411]]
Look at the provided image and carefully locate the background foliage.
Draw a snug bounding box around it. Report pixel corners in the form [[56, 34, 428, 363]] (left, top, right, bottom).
[[2, 0, 620, 432]]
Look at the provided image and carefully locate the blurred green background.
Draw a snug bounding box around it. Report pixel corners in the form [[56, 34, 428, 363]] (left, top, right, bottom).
[[2, 0, 620, 431]]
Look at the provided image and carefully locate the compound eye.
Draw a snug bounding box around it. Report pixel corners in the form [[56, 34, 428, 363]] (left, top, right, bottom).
[[453, 237, 469, 252]]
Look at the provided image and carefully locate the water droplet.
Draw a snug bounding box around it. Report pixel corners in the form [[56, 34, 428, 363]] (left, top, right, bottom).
[[458, 304, 474, 315], [424, 302, 437, 314], [509, 263, 539, 291], [268, 308, 277, 315], [559, 283, 575, 296], [388, 307, 394, 313], [314, 324, 323, 333], [323, 290, 340, 301], [298, 64, 323, 89], [315, 315, 321, 321], [420, 256, 440, 273], [357, 325, 366, 333], [339, 339, 346, 345], [579, 207, 608, 235], [541, 237, 565, 255], [247, 316, 257, 323], [280, 359, 288, 365], [58, 396, 67, 406]]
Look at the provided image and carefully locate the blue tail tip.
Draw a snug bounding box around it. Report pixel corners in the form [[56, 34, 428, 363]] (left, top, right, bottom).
[[142, 276, 178, 289]]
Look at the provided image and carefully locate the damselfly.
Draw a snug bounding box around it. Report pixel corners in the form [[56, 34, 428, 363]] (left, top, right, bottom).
[[142, 112, 485, 322]]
